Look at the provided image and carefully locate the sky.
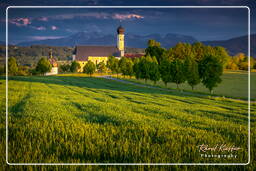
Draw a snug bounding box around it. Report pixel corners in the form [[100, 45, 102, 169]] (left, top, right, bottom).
[[0, 0, 255, 44]]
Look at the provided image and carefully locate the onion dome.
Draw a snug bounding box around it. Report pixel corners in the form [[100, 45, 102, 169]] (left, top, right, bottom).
[[117, 25, 125, 34]]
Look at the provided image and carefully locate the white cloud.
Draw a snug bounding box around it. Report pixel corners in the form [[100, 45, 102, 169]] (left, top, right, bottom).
[[112, 14, 144, 20], [37, 17, 48, 21], [9, 18, 31, 26], [51, 25, 58, 30], [29, 36, 65, 40]]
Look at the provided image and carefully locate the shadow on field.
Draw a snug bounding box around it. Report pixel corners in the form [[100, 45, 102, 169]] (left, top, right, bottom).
[[9, 92, 32, 118], [71, 101, 121, 126], [3, 76, 208, 99]]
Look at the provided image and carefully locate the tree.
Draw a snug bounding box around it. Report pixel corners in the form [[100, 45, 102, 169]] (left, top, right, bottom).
[[159, 59, 171, 87], [146, 40, 166, 64], [107, 56, 120, 77], [83, 61, 96, 77], [149, 57, 160, 84], [148, 39, 161, 47], [125, 58, 134, 78], [36, 57, 52, 75], [97, 61, 107, 74], [70, 61, 80, 73], [8, 57, 18, 75], [170, 59, 186, 89], [59, 64, 70, 73], [133, 58, 141, 80], [199, 55, 223, 93], [139, 55, 153, 83], [119, 57, 128, 78], [184, 56, 200, 90], [212, 46, 230, 68], [118, 57, 134, 78]]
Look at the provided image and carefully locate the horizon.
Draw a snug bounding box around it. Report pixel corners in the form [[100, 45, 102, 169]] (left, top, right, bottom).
[[3, 30, 255, 45]]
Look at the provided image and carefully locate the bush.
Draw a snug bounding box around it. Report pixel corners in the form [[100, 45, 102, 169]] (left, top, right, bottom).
[[59, 64, 71, 73], [17, 66, 30, 76]]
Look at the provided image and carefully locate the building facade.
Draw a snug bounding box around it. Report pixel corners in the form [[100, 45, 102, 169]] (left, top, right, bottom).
[[73, 26, 125, 72]]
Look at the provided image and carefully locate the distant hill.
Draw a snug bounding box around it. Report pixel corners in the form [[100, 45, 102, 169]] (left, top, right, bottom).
[[0, 41, 5, 46], [17, 32, 197, 48], [12, 33, 256, 60], [202, 34, 256, 57]]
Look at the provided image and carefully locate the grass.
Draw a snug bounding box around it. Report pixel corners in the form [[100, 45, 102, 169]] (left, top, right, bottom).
[[0, 74, 255, 169], [113, 70, 255, 100]]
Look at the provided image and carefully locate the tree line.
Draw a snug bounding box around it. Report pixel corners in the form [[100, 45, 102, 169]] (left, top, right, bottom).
[[104, 40, 227, 93], [2, 40, 255, 93]]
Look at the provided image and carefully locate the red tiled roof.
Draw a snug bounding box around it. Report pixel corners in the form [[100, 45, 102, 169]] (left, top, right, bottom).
[[124, 53, 144, 58], [48, 58, 58, 67]]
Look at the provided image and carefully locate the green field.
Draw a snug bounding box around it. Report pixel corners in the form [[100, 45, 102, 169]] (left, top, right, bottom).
[[114, 70, 256, 100], [0, 75, 255, 168]]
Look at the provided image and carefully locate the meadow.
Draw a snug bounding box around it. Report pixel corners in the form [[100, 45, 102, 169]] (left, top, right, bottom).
[[0, 74, 255, 169], [113, 70, 256, 100]]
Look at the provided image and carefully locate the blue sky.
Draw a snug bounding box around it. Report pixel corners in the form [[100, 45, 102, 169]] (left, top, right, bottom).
[[0, 0, 255, 44]]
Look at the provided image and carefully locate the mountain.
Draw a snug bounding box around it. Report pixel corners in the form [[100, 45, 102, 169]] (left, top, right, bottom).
[[17, 32, 197, 48], [202, 34, 256, 57], [17, 32, 255, 57]]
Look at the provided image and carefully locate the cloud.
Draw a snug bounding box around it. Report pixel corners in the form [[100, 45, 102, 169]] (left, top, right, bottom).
[[51, 25, 58, 30], [35, 26, 46, 30], [49, 12, 144, 20], [9, 17, 31, 26], [37, 17, 48, 21], [112, 14, 144, 20], [29, 36, 65, 40]]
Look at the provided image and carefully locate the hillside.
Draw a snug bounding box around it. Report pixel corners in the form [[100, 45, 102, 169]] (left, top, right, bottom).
[[0, 45, 74, 65], [16, 33, 256, 57], [203, 34, 256, 57]]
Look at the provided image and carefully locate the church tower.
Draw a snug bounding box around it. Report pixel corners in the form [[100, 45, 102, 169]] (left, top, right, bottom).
[[117, 25, 125, 57]]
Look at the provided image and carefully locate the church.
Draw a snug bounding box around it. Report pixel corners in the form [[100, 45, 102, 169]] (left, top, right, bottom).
[[45, 50, 58, 75], [73, 26, 125, 72]]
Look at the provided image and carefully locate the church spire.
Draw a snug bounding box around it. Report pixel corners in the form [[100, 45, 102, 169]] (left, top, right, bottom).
[[49, 49, 53, 59], [117, 25, 125, 56]]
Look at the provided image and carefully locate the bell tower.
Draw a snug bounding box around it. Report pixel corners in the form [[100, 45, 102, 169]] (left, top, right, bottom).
[[117, 25, 125, 57]]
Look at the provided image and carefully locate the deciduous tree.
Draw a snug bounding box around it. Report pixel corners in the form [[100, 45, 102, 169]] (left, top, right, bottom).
[[159, 59, 171, 87], [36, 57, 51, 75], [8, 57, 18, 75], [97, 61, 107, 74], [170, 59, 186, 90], [149, 56, 160, 85], [83, 61, 96, 77], [184, 56, 200, 90], [70, 61, 80, 73], [199, 55, 223, 93]]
